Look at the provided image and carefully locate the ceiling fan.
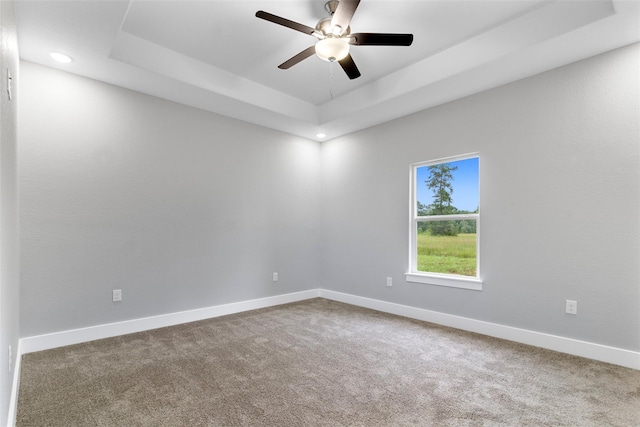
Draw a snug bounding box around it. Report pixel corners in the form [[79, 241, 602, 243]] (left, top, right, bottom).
[[256, 0, 414, 80]]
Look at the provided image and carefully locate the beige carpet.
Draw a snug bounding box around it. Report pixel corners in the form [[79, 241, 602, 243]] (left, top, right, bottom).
[[17, 298, 640, 426]]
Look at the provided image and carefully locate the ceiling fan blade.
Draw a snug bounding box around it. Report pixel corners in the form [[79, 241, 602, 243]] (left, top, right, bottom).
[[338, 54, 361, 80], [350, 33, 414, 46], [331, 0, 360, 34], [256, 11, 316, 36], [278, 46, 317, 69]]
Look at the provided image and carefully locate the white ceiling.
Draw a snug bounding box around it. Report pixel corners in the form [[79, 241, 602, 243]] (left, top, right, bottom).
[[15, 0, 640, 141]]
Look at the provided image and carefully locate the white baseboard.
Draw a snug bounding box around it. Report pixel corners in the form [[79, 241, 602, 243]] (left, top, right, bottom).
[[7, 340, 22, 427], [20, 289, 320, 354], [319, 289, 640, 370], [18, 288, 639, 370]]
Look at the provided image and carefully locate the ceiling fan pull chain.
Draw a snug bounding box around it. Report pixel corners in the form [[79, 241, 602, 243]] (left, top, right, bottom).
[[330, 61, 335, 100]]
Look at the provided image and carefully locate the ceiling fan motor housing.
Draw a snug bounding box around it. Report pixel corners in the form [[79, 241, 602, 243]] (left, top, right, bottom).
[[315, 17, 350, 37]]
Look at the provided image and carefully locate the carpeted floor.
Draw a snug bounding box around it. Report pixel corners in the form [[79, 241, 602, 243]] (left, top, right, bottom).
[[17, 298, 640, 426]]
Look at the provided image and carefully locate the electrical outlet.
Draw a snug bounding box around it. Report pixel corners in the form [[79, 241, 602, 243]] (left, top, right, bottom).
[[272, 272, 278, 282], [565, 300, 577, 315], [386, 277, 393, 287], [112, 289, 122, 302]]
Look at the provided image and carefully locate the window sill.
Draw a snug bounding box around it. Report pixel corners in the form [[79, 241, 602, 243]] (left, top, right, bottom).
[[405, 272, 483, 291]]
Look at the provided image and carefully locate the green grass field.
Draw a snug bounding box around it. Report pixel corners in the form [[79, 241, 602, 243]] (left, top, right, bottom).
[[417, 233, 477, 276]]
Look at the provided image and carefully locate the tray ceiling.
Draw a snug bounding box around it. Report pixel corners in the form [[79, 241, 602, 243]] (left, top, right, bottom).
[[15, 0, 640, 141]]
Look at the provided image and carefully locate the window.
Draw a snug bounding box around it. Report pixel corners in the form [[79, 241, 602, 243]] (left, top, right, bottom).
[[406, 154, 482, 290]]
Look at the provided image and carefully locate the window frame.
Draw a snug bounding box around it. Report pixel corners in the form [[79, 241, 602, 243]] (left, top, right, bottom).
[[406, 153, 482, 291]]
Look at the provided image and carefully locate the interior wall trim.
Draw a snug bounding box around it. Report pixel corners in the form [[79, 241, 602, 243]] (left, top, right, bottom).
[[17, 288, 638, 371], [19, 289, 321, 355], [318, 289, 640, 370], [6, 341, 22, 427]]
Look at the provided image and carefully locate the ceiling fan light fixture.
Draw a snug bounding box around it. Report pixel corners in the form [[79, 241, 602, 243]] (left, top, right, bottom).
[[315, 37, 349, 62]]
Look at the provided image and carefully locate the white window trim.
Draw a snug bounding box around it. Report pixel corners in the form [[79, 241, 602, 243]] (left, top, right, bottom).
[[405, 272, 482, 290], [407, 153, 482, 291]]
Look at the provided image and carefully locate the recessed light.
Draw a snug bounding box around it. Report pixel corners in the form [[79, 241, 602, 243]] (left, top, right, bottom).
[[316, 133, 326, 138], [50, 52, 73, 64]]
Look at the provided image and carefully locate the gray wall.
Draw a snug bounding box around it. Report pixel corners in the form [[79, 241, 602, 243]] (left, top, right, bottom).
[[18, 44, 639, 354], [321, 43, 640, 352], [0, 0, 20, 423], [19, 61, 322, 337]]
